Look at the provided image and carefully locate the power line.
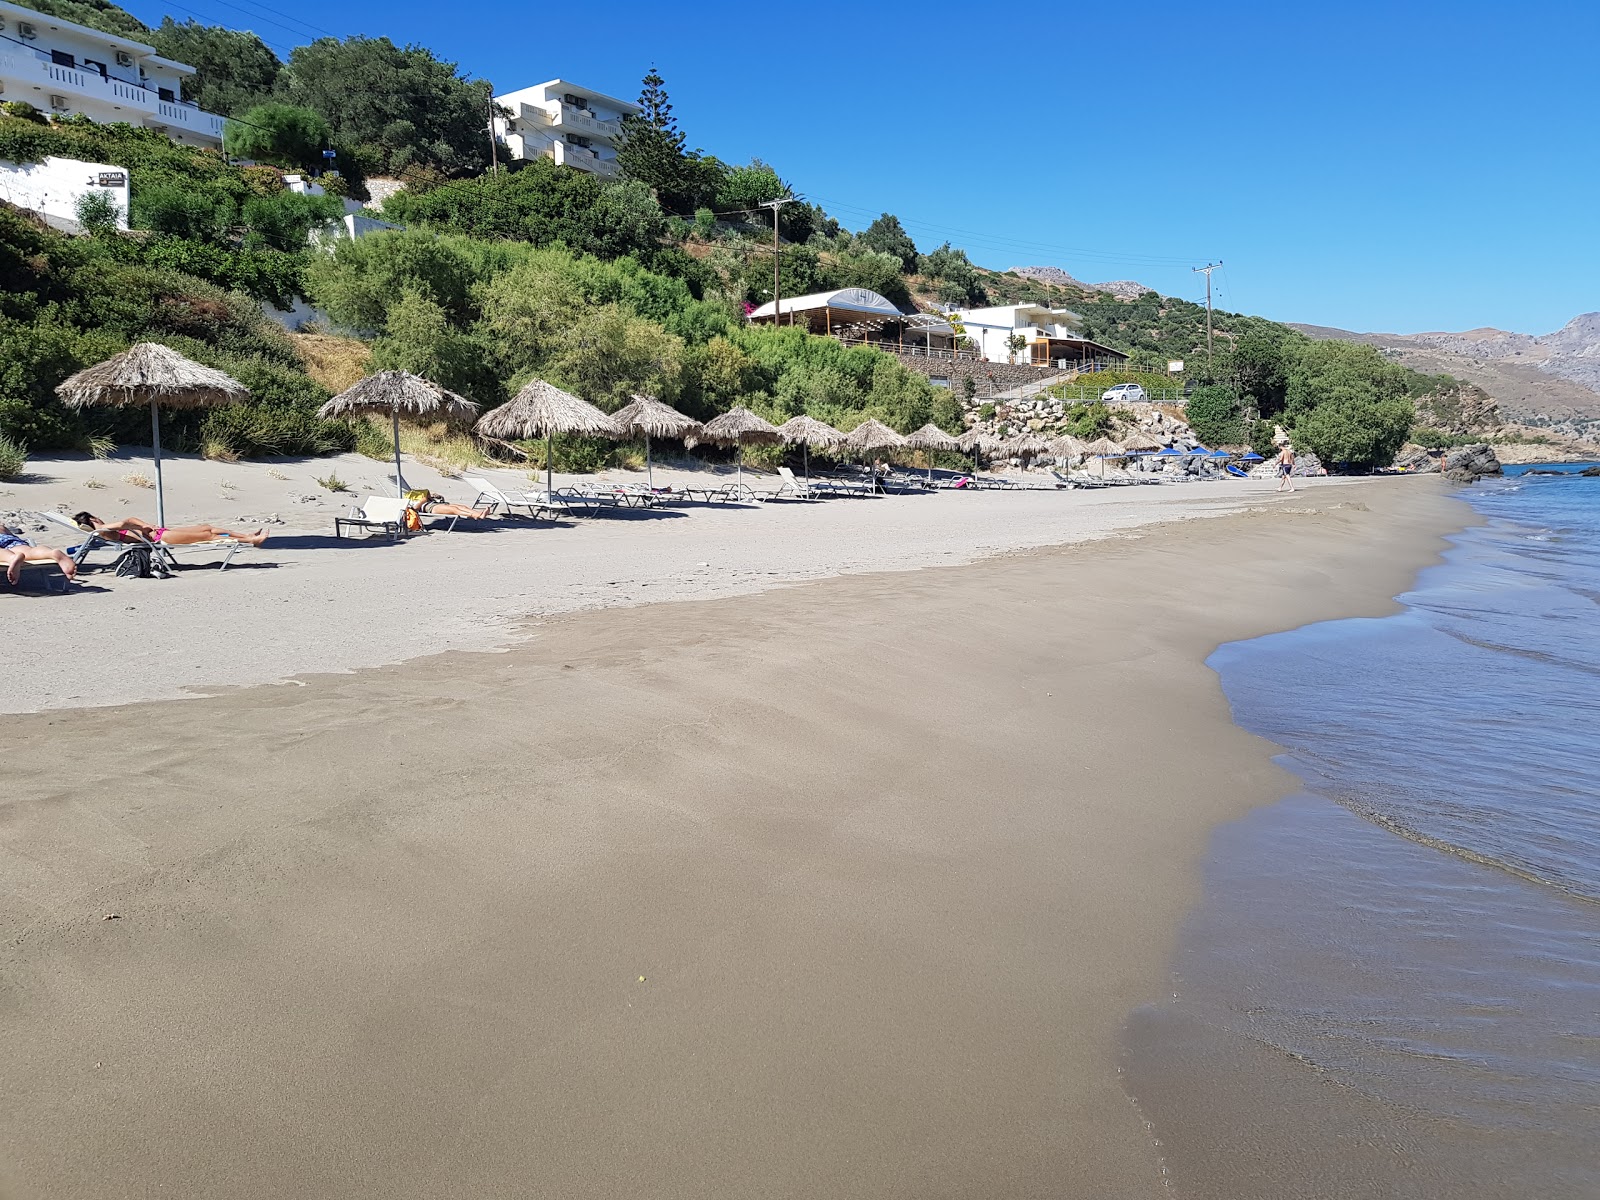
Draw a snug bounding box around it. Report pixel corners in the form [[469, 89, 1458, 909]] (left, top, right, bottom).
[[158, 0, 299, 56], [808, 193, 1199, 268], [197, 0, 340, 39]]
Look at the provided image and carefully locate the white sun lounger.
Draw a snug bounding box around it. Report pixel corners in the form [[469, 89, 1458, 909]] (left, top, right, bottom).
[[36, 510, 248, 570], [465, 477, 571, 520], [771, 466, 819, 500]]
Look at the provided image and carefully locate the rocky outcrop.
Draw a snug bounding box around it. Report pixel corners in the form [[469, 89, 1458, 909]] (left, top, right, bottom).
[[1392, 447, 1443, 473], [1441, 444, 1503, 483]]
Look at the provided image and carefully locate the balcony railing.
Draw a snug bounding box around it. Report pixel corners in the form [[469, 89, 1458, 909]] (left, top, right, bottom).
[[0, 42, 224, 139], [526, 101, 623, 142]]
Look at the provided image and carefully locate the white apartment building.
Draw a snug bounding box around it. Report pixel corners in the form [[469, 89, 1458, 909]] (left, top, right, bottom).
[[493, 79, 639, 178], [951, 302, 1126, 368], [0, 0, 223, 147]]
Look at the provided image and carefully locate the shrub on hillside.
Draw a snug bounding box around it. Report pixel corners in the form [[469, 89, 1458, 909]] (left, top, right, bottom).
[[1185, 384, 1245, 445], [224, 102, 332, 171]]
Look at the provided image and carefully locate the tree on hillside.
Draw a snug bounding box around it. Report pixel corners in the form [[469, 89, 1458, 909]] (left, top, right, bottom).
[[14, 0, 147, 39], [224, 103, 330, 172], [275, 37, 492, 177], [716, 159, 788, 212], [918, 242, 986, 306], [1282, 338, 1415, 468], [616, 68, 720, 214], [859, 213, 918, 273], [150, 19, 280, 116]]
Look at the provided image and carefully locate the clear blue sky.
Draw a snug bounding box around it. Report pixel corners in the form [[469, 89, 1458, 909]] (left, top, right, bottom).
[[124, 0, 1598, 334]]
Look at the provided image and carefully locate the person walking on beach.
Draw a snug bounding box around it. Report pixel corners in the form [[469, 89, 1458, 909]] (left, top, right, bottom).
[[1276, 443, 1297, 493]]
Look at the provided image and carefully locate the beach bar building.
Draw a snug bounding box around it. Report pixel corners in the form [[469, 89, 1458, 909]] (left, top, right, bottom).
[[949, 302, 1126, 370], [0, 0, 224, 146], [747, 288, 958, 357]]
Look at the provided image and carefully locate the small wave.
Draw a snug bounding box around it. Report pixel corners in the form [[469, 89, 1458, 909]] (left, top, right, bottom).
[[1336, 798, 1600, 904]]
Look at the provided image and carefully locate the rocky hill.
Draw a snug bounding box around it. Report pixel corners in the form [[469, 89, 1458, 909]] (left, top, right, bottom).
[[1010, 266, 1151, 300], [1291, 314, 1600, 432]]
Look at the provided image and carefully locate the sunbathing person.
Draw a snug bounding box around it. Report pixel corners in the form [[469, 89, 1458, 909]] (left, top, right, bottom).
[[0, 525, 77, 585], [408, 492, 492, 519], [72, 512, 269, 546]]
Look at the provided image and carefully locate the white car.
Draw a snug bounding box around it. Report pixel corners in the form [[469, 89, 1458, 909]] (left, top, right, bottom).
[[1100, 382, 1148, 404]]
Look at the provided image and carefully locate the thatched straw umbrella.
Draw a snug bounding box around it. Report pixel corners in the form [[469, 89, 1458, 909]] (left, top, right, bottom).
[[611, 393, 701, 490], [475, 378, 621, 497], [957, 426, 997, 474], [318, 370, 479, 498], [904, 422, 960, 485], [1083, 436, 1127, 479], [776, 414, 844, 488], [999, 431, 1051, 465], [1121, 431, 1165, 453], [1049, 434, 1089, 463], [56, 342, 249, 527], [698, 406, 781, 496], [844, 418, 907, 493]]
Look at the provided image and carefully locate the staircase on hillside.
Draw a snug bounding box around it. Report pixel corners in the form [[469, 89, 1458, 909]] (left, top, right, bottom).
[[989, 371, 1080, 401]]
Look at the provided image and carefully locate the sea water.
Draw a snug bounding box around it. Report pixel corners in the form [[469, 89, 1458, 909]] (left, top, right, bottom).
[[1124, 465, 1600, 1199]]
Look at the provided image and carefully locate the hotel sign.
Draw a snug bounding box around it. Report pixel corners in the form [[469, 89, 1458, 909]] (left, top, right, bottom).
[[95, 172, 128, 187]]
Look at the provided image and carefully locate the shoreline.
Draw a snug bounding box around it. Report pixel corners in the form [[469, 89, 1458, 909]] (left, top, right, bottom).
[[1, 478, 1471, 1198]]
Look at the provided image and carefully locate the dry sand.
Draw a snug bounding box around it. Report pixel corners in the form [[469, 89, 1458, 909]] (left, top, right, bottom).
[[9, 450, 1283, 714], [0, 471, 1469, 1199]]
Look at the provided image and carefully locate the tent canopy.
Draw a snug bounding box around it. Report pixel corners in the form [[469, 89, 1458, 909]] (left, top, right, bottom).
[[748, 288, 905, 322]]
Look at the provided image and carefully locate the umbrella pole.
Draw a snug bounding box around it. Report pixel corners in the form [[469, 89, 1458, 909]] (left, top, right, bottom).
[[803, 443, 810, 487], [737, 442, 744, 498], [546, 429, 554, 499], [392, 408, 403, 497], [149, 398, 165, 529], [646, 433, 654, 490]]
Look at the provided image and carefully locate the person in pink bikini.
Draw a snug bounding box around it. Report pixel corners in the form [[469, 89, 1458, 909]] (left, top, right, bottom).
[[72, 512, 270, 547]]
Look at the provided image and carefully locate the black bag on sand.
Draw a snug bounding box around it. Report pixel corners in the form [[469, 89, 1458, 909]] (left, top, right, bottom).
[[113, 545, 172, 578]]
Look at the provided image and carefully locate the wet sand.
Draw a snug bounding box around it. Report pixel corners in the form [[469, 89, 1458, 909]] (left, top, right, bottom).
[[1, 479, 1466, 1198]]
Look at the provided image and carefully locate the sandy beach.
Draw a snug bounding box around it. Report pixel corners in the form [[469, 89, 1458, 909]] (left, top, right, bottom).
[[0, 468, 1468, 1198]]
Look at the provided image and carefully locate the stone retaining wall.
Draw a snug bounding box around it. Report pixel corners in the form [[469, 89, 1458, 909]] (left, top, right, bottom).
[[890, 355, 1068, 397]]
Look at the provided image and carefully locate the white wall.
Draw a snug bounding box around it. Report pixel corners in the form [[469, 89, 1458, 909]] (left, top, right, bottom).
[[0, 155, 128, 231]]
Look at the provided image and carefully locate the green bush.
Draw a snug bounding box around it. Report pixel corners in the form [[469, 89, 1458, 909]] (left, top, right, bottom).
[[224, 102, 332, 170], [0, 433, 27, 480], [1290, 394, 1414, 469], [131, 179, 234, 242], [523, 433, 610, 475], [240, 191, 343, 253], [74, 191, 120, 235], [1185, 384, 1244, 445]]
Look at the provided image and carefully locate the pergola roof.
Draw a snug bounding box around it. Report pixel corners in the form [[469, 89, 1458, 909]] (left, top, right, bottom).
[[748, 288, 905, 321]]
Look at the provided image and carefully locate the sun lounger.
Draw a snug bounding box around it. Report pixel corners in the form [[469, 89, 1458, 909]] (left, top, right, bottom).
[[772, 467, 819, 500], [335, 496, 408, 540], [36, 510, 247, 569], [465, 477, 571, 520]]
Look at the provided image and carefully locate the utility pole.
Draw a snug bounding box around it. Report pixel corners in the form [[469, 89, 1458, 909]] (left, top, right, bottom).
[[759, 197, 795, 324], [487, 85, 499, 175], [1193, 261, 1221, 367]]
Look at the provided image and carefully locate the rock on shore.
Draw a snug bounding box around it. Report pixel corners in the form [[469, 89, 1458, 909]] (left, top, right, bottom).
[[1441, 444, 1503, 483]]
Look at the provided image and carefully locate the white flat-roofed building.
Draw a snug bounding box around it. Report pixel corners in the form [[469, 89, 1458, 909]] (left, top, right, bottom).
[[493, 78, 639, 178], [0, 0, 224, 147], [951, 302, 1127, 368]]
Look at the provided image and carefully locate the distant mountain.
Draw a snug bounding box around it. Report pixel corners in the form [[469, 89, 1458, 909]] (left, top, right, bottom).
[[1010, 266, 1151, 301], [1291, 314, 1600, 428]]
